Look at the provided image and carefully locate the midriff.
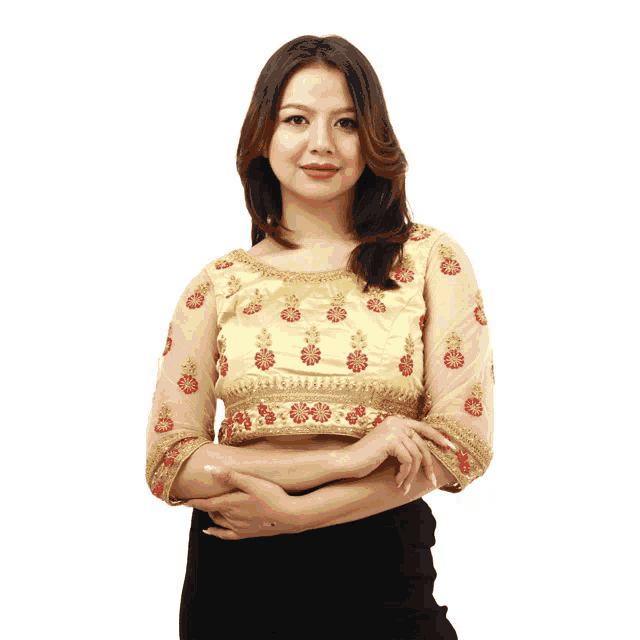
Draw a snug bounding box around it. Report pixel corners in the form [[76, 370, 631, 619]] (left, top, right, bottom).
[[234, 434, 360, 452]]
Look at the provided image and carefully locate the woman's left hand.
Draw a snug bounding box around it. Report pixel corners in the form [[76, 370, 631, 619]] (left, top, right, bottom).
[[184, 470, 307, 540]]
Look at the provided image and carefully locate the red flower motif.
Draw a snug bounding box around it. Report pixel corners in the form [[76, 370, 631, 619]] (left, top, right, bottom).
[[244, 303, 262, 315], [456, 450, 471, 474], [178, 375, 198, 394], [164, 448, 179, 466], [444, 350, 464, 369], [475, 306, 487, 325], [255, 348, 275, 370], [347, 350, 368, 372], [258, 402, 269, 416], [441, 258, 461, 276], [290, 402, 310, 423], [419, 315, 425, 332], [393, 268, 414, 283], [354, 405, 366, 417], [281, 308, 301, 322], [399, 355, 413, 376], [163, 337, 172, 356], [301, 344, 321, 366], [310, 403, 332, 422], [264, 411, 276, 424], [186, 292, 205, 309], [346, 412, 358, 425], [366, 299, 386, 313], [464, 397, 483, 417], [218, 355, 228, 376], [154, 417, 174, 433], [215, 260, 233, 270], [152, 481, 164, 498], [327, 307, 347, 323]]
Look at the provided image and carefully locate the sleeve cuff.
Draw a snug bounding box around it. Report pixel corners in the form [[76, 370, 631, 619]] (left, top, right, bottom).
[[146, 431, 212, 506], [419, 414, 493, 493]]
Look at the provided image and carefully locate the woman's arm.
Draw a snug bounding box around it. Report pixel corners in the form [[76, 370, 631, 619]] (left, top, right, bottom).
[[171, 442, 359, 500], [294, 456, 457, 531]]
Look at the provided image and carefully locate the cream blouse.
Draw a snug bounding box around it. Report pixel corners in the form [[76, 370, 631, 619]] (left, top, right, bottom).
[[145, 222, 495, 505]]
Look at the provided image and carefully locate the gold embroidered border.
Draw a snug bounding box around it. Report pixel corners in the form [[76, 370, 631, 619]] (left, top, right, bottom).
[[229, 250, 358, 283], [420, 413, 493, 493], [221, 375, 432, 418], [145, 430, 212, 506]]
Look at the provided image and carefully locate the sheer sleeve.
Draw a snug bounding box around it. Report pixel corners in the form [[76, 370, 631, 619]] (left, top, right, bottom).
[[420, 233, 495, 493], [145, 266, 218, 506]]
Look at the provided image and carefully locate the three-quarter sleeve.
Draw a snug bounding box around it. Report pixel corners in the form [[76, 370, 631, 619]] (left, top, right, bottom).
[[145, 266, 218, 506], [420, 233, 495, 493]]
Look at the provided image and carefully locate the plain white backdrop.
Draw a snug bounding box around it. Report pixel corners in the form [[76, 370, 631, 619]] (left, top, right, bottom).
[[2, 1, 638, 638]]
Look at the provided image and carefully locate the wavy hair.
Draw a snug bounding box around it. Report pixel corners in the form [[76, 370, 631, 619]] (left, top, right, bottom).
[[236, 34, 416, 293]]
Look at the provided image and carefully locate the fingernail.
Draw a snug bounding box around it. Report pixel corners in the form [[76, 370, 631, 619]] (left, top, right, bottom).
[[202, 529, 213, 535], [431, 472, 437, 486], [404, 483, 411, 496]]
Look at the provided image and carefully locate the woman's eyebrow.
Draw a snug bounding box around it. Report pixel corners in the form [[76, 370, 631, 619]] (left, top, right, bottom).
[[280, 103, 356, 115]]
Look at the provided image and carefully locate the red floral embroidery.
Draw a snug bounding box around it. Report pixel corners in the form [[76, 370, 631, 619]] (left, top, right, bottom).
[[366, 298, 386, 313], [290, 402, 311, 423], [244, 302, 262, 315], [214, 259, 234, 270], [419, 314, 425, 332], [163, 336, 172, 356], [464, 383, 484, 417], [152, 481, 164, 498], [282, 307, 301, 322], [441, 258, 461, 276], [154, 418, 173, 433], [187, 291, 205, 309], [456, 449, 471, 474], [310, 403, 332, 422], [409, 229, 432, 242], [164, 448, 179, 466], [393, 266, 414, 283], [327, 306, 347, 322], [178, 374, 198, 394], [255, 329, 275, 370], [464, 396, 483, 416], [444, 350, 464, 369], [475, 306, 487, 325], [347, 350, 368, 372], [399, 354, 413, 376], [301, 344, 321, 366], [255, 348, 275, 370]]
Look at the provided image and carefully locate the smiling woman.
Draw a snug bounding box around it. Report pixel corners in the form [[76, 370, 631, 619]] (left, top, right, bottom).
[[143, 33, 491, 640]]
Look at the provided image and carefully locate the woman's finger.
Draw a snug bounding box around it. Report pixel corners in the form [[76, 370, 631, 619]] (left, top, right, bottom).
[[393, 441, 413, 489], [402, 435, 424, 493], [417, 437, 437, 487], [412, 421, 457, 451]]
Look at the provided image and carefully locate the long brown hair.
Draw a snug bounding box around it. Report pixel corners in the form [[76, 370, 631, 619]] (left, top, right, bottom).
[[236, 34, 416, 293]]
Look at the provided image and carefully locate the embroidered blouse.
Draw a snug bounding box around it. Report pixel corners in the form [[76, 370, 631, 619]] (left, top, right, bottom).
[[145, 222, 495, 505]]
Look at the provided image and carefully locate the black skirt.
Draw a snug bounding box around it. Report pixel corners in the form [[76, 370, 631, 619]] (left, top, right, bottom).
[[179, 498, 458, 640]]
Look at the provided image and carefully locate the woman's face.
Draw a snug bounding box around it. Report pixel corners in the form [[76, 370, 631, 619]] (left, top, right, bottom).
[[264, 63, 366, 206]]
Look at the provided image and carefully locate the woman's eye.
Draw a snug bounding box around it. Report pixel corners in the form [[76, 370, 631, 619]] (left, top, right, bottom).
[[283, 116, 357, 130]]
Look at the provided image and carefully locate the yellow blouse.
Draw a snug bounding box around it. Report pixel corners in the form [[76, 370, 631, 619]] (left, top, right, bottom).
[[145, 222, 495, 505]]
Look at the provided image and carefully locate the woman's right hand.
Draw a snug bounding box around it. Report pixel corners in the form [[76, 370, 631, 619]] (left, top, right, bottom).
[[346, 416, 456, 492]]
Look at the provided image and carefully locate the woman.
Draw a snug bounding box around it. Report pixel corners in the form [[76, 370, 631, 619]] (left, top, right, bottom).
[[146, 34, 494, 639]]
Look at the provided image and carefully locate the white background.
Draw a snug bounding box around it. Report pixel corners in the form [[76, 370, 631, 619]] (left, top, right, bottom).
[[2, 1, 638, 638]]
